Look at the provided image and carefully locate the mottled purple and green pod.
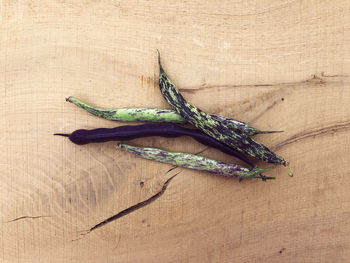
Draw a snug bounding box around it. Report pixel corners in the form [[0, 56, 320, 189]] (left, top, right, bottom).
[[66, 97, 281, 136], [118, 144, 276, 180], [157, 51, 286, 165], [211, 115, 282, 136]]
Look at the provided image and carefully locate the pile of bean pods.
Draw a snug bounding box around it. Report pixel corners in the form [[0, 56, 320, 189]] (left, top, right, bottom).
[[56, 51, 292, 180]]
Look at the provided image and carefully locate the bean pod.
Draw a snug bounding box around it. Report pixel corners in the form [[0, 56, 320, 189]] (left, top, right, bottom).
[[157, 51, 287, 166], [54, 123, 255, 167], [66, 97, 281, 136], [119, 144, 276, 180]]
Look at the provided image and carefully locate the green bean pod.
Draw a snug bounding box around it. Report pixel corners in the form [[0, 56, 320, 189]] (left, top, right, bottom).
[[157, 51, 287, 165], [118, 144, 276, 180], [66, 97, 281, 136], [66, 96, 184, 123]]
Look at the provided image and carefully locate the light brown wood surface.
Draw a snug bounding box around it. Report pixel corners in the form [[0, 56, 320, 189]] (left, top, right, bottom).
[[1, 0, 350, 262]]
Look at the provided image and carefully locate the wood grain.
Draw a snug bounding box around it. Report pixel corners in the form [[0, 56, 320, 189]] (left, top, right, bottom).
[[1, 0, 350, 262]]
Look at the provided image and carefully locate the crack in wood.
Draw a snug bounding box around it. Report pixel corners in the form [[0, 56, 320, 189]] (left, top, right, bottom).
[[166, 166, 178, 174], [179, 84, 273, 93], [4, 215, 51, 223], [273, 121, 350, 151], [178, 73, 334, 93], [249, 99, 280, 123], [74, 172, 180, 241]]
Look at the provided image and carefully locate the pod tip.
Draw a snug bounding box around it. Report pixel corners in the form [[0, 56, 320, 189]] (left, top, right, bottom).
[[65, 96, 72, 102], [258, 165, 277, 173], [259, 130, 284, 134], [156, 49, 164, 73], [53, 133, 70, 137]]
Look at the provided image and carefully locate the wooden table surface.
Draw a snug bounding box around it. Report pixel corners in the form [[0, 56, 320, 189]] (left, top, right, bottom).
[[1, 1, 350, 262]]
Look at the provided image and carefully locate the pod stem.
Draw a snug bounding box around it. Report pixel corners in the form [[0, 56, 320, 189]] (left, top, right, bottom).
[[54, 133, 70, 137], [285, 162, 293, 177]]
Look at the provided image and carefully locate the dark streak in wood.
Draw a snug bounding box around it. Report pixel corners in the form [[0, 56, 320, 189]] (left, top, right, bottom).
[[273, 121, 350, 151], [178, 73, 344, 94], [88, 173, 179, 232], [5, 215, 51, 223], [250, 100, 279, 123]]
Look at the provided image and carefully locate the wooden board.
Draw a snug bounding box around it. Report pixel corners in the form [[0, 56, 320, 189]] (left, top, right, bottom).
[[1, 0, 350, 262]]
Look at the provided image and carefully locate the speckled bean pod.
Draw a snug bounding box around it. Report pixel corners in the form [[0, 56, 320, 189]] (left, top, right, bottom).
[[118, 144, 276, 180], [157, 51, 286, 165]]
